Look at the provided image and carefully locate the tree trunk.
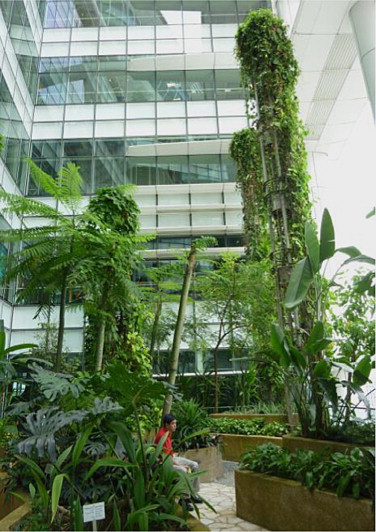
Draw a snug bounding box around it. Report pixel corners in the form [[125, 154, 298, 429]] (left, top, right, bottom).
[[95, 291, 108, 372], [55, 274, 67, 372], [95, 316, 106, 372], [213, 344, 220, 413], [162, 247, 196, 418], [150, 298, 162, 359]]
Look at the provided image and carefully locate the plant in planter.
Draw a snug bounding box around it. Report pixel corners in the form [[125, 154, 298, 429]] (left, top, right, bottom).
[[270, 209, 375, 440], [208, 417, 287, 437], [236, 443, 375, 531], [240, 443, 375, 500]]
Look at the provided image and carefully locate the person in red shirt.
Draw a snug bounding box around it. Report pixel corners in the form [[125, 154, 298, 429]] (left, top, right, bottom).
[[155, 413, 201, 506]]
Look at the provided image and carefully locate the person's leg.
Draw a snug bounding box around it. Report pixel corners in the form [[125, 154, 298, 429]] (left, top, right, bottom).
[[174, 456, 200, 492], [172, 464, 194, 510]]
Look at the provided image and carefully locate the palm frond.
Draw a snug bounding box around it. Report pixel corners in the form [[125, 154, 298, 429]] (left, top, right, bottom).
[[26, 158, 60, 197], [56, 162, 83, 210], [0, 192, 60, 219]]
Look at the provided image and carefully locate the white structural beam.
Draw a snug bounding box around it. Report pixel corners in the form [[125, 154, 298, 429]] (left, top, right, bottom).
[[349, 0, 375, 118]]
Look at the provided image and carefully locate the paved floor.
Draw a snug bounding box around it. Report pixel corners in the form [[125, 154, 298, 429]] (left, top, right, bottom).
[[196, 462, 268, 531]]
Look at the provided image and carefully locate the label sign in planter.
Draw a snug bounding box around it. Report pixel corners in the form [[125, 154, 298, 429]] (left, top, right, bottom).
[[235, 470, 375, 531]]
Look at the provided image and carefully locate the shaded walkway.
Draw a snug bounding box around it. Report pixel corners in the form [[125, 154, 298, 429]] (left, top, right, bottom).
[[197, 462, 268, 531]]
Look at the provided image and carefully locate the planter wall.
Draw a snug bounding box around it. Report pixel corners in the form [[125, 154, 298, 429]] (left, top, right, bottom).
[[0, 473, 31, 531], [182, 446, 223, 482], [235, 470, 374, 531], [283, 434, 373, 455], [220, 434, 282, 462], [210, 413, 288, 423]]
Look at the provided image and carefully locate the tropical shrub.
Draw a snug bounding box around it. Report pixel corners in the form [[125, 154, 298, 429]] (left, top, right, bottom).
[[208, 417, 287, 437], [173, 399, 218, 452], [3, 364, 208, 530], [241, 443, 375, 500], [223, 401, 286, 414]]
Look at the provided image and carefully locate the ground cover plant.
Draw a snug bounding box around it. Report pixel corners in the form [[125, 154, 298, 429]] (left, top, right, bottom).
[[240, 443, 375, 500], [208, 417, 287, 437]]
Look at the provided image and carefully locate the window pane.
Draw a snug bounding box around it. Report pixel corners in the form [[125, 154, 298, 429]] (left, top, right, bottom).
[[221, 154, 236, 182], [127, 1, 155, 25], [94, 157, 124, 189], [127, 157, 157, 185], [96, 139, 124, 156], [209, 0, 237, 23], [158, 156, 189, 185], [156, 71, 184, 101], [186, 70, 214, 101], [190, 154, 221, 183], [97, 72, 126, 103], [38, 72, 68, 105], [182, 1, 210, 23], [215, 70, 243, 100], [155, 1, 182, 24], [67, 71, 97, 104], [63, 140, 94, 157], [127, 71, 155, 102]]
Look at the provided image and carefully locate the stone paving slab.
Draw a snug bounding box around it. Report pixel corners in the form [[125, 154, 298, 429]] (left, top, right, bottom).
[[196, 481, 268, 531]]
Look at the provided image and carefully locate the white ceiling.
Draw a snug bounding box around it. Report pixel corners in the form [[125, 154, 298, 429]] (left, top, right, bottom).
[[281, 0, 372, 159]]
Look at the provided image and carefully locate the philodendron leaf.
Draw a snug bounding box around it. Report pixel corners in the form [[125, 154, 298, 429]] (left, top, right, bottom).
[[284, 257, 313, 310], [319, 209, 335, 263], [305, 222, 320, 273]]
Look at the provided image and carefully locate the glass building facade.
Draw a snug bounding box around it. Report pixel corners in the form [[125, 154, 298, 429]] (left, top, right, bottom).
[[0, 0, 269, 367]]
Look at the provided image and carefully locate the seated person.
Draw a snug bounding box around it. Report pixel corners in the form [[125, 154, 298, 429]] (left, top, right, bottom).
[[155, 413, 201, 508]]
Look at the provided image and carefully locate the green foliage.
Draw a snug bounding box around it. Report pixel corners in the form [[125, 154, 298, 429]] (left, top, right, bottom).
[[86, 185, 139, 234], [172, 399, 217, 451], [76, 187, 152, 372], [241, 443, 375, 500], [223, 401, 286, 414], [231, 9, 311, 269], [4, 364, 206, 530], [275, 209, 375, 438], [324, 421, 375, 446], [208, 417, 287, 437]]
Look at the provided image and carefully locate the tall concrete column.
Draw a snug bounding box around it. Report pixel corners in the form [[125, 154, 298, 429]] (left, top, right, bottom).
[[349, 1, 375, 119]]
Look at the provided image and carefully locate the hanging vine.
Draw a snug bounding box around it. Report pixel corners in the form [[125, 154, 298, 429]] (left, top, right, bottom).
[[230, 8, 312, 330]]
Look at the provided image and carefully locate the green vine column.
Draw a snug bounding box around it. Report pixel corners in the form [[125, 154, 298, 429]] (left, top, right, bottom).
[[230, 8, 312, 332]]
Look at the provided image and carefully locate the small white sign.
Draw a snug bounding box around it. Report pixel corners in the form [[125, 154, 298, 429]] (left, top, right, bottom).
[[83, 502, 105, 523]]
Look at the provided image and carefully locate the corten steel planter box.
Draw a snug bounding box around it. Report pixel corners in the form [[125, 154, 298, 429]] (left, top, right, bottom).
[[283, 434, 374, 455], [210, 413, 288, 423], [220, 434, 283, 462], [235, 470, 375, 531], [182, 446, 223, 482]]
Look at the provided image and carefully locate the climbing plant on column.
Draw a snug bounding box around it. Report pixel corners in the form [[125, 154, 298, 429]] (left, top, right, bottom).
[[230, 8, 312, 332], [230, 9, 313, 421]]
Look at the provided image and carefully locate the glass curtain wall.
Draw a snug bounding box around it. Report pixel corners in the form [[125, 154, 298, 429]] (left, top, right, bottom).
[[40, 0, 268, 27]]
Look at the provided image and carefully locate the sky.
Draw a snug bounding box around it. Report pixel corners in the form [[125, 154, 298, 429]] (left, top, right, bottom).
[[310, 103, 375, 279]]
